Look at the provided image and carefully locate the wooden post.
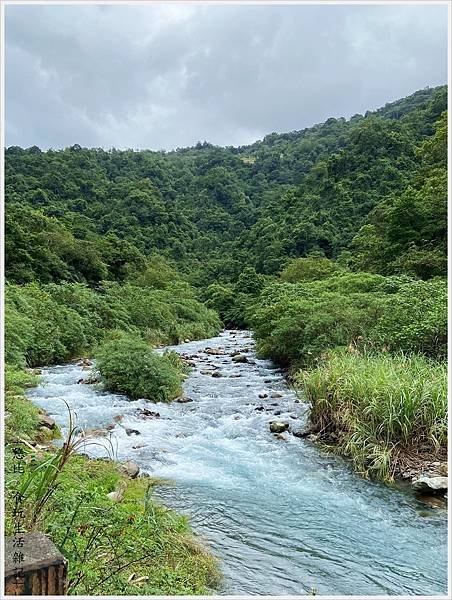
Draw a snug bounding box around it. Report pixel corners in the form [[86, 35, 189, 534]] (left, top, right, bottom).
[[4, 533, 67, 596]]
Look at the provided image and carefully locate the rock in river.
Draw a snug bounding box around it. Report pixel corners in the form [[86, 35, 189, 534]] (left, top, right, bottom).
[[125, 428, 141, 436], [269, 421, 289, 434], [232, 354, 248, 363]]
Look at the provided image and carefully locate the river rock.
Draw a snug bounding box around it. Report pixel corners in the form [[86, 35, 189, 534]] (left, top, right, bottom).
[[39, 414, 56, 430], [211, 371, 222, 377], [269, 421, 289, 433], [125, 428, 141, 436], [113, 414, 124, 422], [232, 354, 248, 363], [26, 368, 42, 376], [274, 433, 288, 441], [77, 358, 93, 367], [120, 460, 140, 478], [176, 396, 193, 403], [138, 408, 160, 419], [205, 348, 225, 355], [417, 495, 446, 509], [271, 392, 283, 398], [83, 427, 109, 437], [258, 393, 268, 399], [293, 424, 316, 438], [412, 476, 448, 494]]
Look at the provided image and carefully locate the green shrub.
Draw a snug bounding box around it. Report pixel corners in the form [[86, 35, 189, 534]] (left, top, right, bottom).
[[300, 350, 447, 480], [370, 278, 447, 358], [251, 273, 447, 366], [95, 335, 186, 401]]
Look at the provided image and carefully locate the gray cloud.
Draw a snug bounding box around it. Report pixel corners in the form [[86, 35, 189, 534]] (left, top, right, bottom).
[[5, 3, 448, 150]]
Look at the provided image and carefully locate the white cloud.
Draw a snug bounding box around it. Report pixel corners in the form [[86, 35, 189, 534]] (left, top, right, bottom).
[[5, 3, 448, 150]]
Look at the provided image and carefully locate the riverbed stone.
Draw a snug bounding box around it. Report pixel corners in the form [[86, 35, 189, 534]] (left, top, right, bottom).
[[138, 408, 160, 418], [232, 354, 248, 363], [205, 348, 225, 355], [269, 421, 289, 433], [412, 475, 448, 493], [39, 414, 56, 429], [125, 428, 141, 436], [120, 460, 140, 478]]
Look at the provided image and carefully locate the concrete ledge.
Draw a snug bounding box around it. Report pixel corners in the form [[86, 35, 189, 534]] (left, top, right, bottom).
[[4, 533, 67, 595]]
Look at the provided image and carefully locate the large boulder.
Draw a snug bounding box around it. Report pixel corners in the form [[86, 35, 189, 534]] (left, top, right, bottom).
[[120, 460, 140, 478], [269, 421, 289, 434], [412, 476, 448, 494]]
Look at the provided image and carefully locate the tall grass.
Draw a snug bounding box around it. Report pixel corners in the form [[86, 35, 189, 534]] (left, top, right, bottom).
[[18, 402, 112, 528], [300, 351, 447, 480]]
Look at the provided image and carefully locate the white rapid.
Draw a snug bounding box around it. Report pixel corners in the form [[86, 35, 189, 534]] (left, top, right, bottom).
[[27, 330, 447, 596]]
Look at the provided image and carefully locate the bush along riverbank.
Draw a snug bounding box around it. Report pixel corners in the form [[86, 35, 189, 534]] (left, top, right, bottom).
[[4, 367, 220, 595], [247, 264, 448, 493]]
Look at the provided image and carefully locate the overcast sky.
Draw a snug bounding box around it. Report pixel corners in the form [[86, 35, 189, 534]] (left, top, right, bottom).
[[5, 2, 448, 150]]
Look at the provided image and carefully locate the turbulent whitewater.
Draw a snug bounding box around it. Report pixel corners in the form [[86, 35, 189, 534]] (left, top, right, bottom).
[[27, 330, 447, 595]]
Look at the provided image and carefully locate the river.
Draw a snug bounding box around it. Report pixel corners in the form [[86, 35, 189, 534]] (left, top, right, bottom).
[[27, 330, 448, 596]]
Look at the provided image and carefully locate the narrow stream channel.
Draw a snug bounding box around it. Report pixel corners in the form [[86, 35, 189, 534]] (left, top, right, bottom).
[[27, 330, 447, 596]]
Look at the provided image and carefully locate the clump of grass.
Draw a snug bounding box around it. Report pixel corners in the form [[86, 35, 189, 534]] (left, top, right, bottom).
[[299, 350, 447, 480]]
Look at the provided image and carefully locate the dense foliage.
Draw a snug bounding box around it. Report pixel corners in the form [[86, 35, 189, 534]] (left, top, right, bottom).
[[5, 85, 446, 288], [251, 273, 447, 367], [5, 277, 221, 369]]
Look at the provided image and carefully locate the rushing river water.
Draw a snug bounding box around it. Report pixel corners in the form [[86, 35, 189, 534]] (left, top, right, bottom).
[[27, 330, 447, 596]]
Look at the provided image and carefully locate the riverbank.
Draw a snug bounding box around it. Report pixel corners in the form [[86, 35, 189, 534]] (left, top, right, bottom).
[[296, 350, 448, 494], [4, 366, 220, 595]]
